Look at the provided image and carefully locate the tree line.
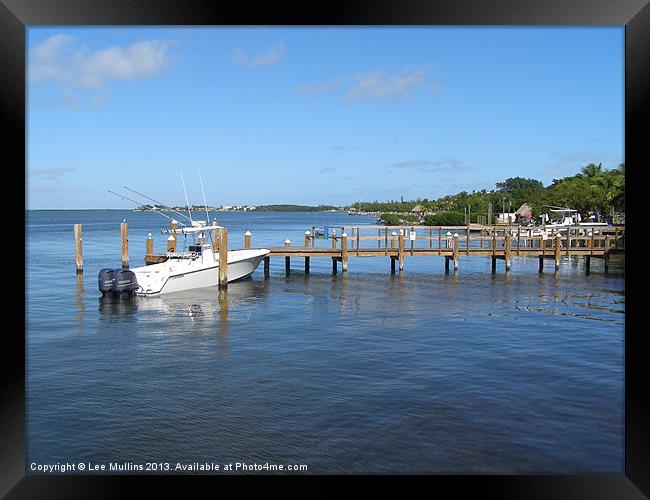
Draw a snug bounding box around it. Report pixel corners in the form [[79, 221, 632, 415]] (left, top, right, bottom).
[[355, 163, 624, 220]]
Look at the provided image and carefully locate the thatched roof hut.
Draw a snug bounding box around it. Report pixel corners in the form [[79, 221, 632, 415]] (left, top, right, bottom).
[[515, 203, 532, 218], [411, 204, 425, 214]]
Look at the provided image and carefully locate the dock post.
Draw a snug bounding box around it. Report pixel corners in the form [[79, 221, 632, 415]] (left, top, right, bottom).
[[171, 219, 178, 252], [331, 230, 337, 249], [590, 231, 594, 255], [263, 256, 270, 278], [378, 228, 382, 249], [517, 227, 521, 256], [356, 227, 360, 256], [585, 256, 591, 274], [304, 231, 311, 274], [453, 233, 459, 270], [554, 234, 562, 270], [211, 220, 218, 254], [284, 239, 291, 276], [120, 222, 129, 268], [445, 256, 450, 272], [491, 256, 497, 273], [538, 255, 544, 273], [391, 231, 397, 249], [332, 257, 337, 275], [198, 233, 205, 245], [504, 233, 511, 271], [74, 223, 83, 274], [398, 233, 405, 271], [390, 257, 396, 274], [218, 227, 228, 289], [244, 230, 252, 249], [466, 226, 470, 256], [438, 227, 442, 255], [145, 232, 153, 259], [341, 232, 348, 272]]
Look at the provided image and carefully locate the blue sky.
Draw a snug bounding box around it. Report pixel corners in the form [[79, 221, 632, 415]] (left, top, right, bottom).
[[27, 27, 624, 209]]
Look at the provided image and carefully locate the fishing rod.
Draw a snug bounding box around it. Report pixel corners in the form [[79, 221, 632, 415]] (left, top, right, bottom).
[[199, 170, 210, 225], [121, 186, 193, 223], [180, 171, 194, 227], [108, 190, 187, 226]]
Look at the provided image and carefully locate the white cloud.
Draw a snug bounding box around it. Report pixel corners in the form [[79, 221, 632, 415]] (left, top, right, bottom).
[[231, 41, 286, 68], [30, 165, 75, 178], [29, 35, 176, 90], [344, 65, 433, 104], [318, 166, 337, 174], [539, 151, 620, 179], [300, 65, 440, 105]]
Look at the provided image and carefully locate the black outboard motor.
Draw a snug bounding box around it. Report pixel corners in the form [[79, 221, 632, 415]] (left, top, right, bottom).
[[112, 269, 139, 298], [98, 268, 116, 296]]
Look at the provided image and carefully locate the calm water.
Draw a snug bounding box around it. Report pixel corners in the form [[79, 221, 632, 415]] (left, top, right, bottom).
[[26, 210, 624, 474]]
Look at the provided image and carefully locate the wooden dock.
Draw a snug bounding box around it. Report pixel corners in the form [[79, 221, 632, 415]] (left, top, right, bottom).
[[264, 224, 624, 276], [76, 221, 624, 280]]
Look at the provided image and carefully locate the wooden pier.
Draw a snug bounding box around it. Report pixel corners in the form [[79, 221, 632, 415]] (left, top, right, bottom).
[[76, 221, 625, 278], [260, 224, 624, 276]]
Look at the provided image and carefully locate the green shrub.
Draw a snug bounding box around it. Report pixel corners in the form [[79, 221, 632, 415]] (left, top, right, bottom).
[[380, 213, 418, 225], [424, 212, 466, 226]]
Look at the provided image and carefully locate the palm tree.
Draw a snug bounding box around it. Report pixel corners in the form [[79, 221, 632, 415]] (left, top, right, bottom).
[[580, 163, 603, 178]]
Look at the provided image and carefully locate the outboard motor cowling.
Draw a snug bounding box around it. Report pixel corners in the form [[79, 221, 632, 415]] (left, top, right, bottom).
[[112, 269, 139, 297], [98, 268, 116, 296]]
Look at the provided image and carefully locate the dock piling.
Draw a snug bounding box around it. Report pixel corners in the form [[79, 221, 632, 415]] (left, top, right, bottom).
[[453, 233, 459, 270], [504, 233, 511, 271], [264, 256, 270, 278], [341, 232, 348, 272], [398, 233, 405, 271], [244, 230, 252, 249], [284, 239, 291, 275], [120, 222, 129, 268], [145, 233, 153, 260], [74, 224, 83, 274], [555, 234, 562, 270], [218, 227, 228, 289]]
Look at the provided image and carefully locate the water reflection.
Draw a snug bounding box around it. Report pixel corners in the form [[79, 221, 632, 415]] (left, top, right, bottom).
[[76, 274, 85, 334], [98, 295, 139, 317]]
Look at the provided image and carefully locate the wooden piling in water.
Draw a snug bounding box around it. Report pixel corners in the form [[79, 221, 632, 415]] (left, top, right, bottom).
[[218, 227, 228, 289], [245, 230, 252, 249], [390, 256, 396, 274], [538, 255, 544, 273], [120, 222, 129, 268], [466, 226, 470, 256], [504, 233, 511, 271], [284, 239, 291, 275], [453, 233, 459, 270], [305, 231, 311, 248], [391, 231, 397, 249], [264, 256, 270, 278], [585, 256, 591, 273], [145, 233, 153, 259], [555, 234, 562, 270], [398, 233, 405, 271], [341, 232, 348, 272], [211, 221, 218, 254], [74, 224, 83, 274]]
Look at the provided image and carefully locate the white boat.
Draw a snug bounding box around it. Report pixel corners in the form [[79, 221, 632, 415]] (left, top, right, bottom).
[[131, 241, 269, 296], [103, 172, 269, 297]]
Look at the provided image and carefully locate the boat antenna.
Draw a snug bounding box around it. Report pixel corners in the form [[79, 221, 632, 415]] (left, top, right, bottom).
[[122, 186, 192, 223], [107, 190, 186, 226], [199, 170, 210, 225], [180, 171, 194, 226]]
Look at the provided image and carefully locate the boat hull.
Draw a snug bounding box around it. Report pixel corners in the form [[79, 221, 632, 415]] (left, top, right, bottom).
[[132, 249, 268, 295]]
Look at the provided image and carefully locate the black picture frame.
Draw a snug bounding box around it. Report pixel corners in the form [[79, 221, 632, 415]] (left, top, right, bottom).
[[4, 0, 647, 496]]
